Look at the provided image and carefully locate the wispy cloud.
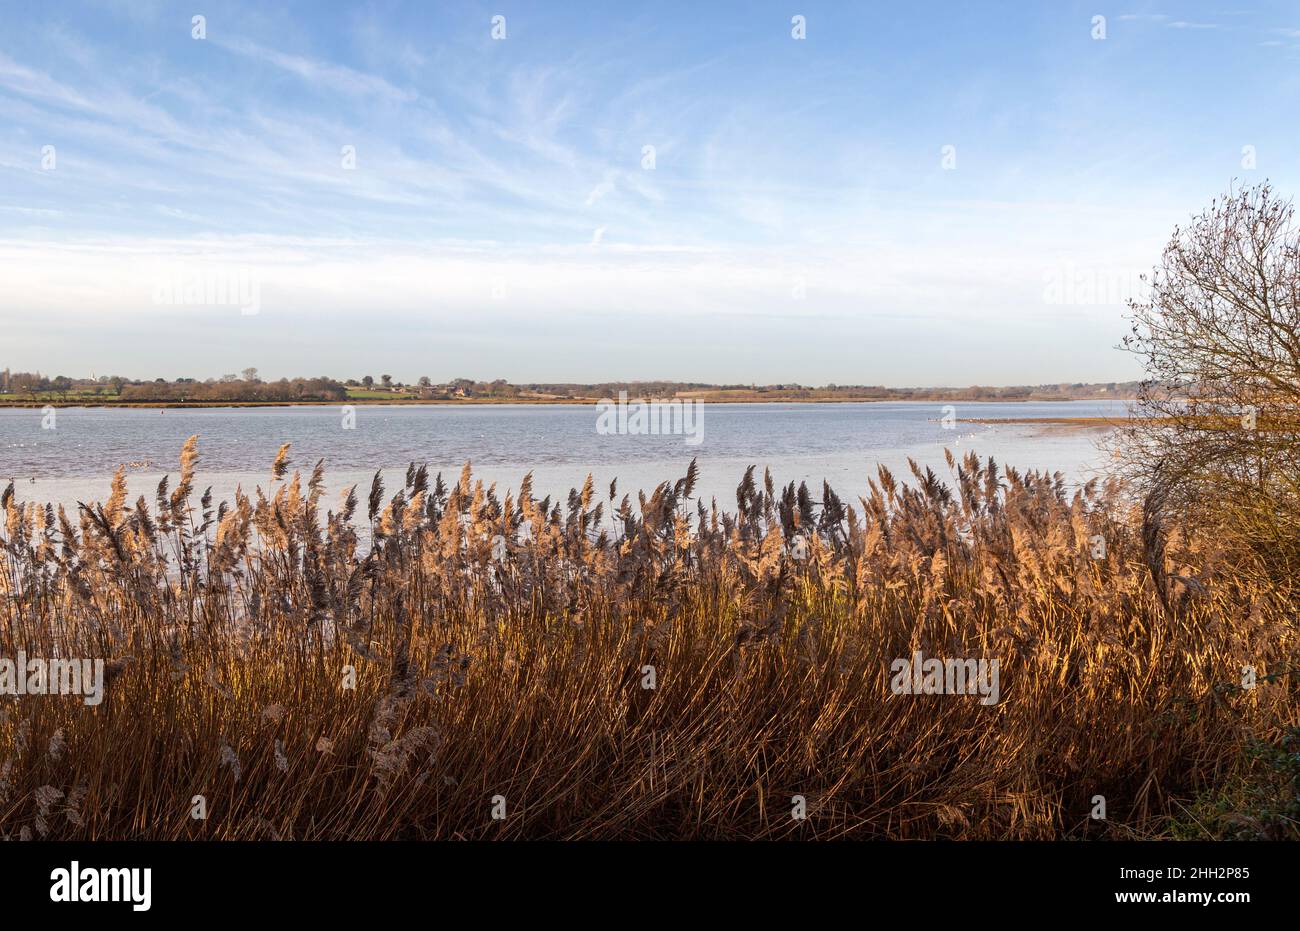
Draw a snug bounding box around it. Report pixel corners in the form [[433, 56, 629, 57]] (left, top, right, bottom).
[[1118, 13, 1220, 29], [211, 36, 420, 103]]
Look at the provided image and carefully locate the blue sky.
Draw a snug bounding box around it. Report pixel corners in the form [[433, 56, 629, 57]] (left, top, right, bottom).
[[3, 1, 1300, 384]]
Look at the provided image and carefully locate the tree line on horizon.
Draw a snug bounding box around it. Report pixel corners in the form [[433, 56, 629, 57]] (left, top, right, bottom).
[[0, 369, 1142, 404]]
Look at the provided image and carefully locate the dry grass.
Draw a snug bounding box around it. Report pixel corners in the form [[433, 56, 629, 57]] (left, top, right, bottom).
[[0, 439, 1295, 840]]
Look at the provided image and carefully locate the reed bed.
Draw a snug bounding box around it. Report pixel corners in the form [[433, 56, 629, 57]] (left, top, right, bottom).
[[0, 438, 1294, 840]]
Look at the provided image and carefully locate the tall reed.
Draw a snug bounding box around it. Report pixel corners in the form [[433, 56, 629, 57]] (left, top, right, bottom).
[[0, 440, 1294, 839]]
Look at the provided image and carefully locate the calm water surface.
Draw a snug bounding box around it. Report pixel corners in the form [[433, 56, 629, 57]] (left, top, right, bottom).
[[0, 401, 1129, 514]]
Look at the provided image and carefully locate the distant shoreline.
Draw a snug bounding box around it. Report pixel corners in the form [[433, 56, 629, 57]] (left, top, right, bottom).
[[0, 396, 1131, 410], [958, 416, 1137, 432]]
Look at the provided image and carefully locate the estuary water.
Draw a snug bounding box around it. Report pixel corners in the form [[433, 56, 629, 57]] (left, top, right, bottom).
[[0, 400, 1129, 515]]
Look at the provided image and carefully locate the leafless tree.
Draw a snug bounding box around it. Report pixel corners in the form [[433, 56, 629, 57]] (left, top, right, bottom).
[[1119, 182, 1300, 578]]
